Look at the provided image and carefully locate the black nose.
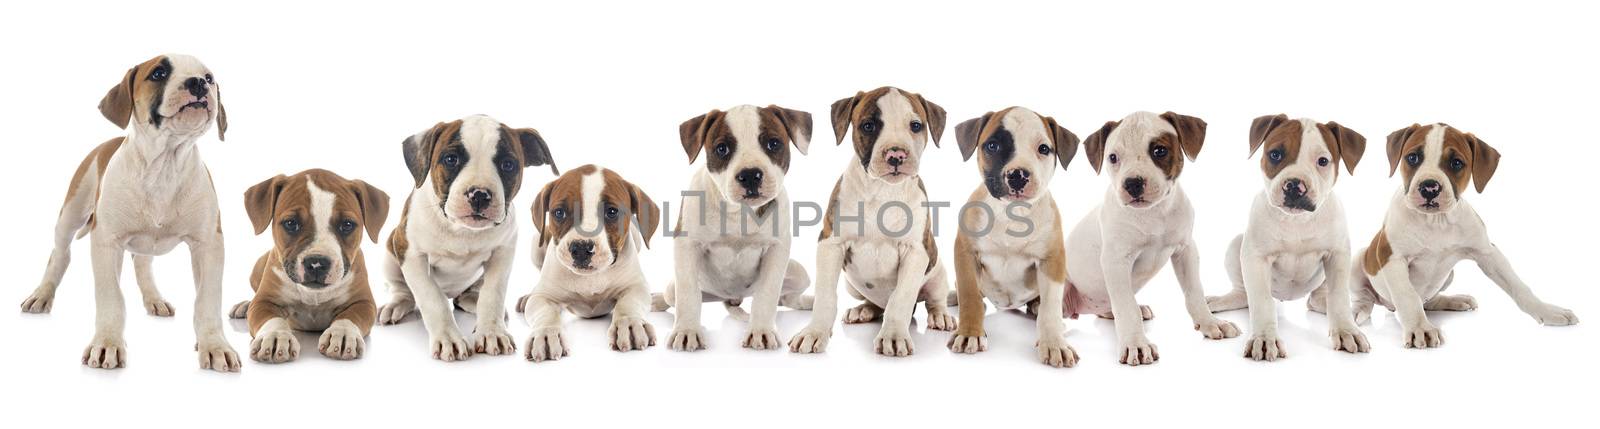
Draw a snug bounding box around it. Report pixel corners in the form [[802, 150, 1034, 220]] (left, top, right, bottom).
[[184, 77, 208, 98], [302, 256, 331, 282], [1123, 177, 1146, 198], [735, 168, 764, 192], [1418, 179, 1442, 200], [1283, 178, 1307, 199], [467, 188, 493, 212], [1006, 169, 1031, 191], [569, 241, 596, 267]]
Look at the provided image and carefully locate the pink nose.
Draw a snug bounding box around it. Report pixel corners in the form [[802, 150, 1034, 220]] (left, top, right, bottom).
[[885, 149, 908, 167]]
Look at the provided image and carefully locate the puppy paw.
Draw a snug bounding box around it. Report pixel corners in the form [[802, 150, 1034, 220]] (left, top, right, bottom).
[[843, 303, 881, 324], [607, 316, 656, 352], [376, 300, 415, 325], [1329, 324, 1371, 354], [198, 336, 242, 372], [1118, 336, 1160, 366], [1206, 290, 1248, 312], [667, 326, 708, 351], [742, 325, 782, 350], [787, 326, 831, 354], [1194, 318, 1241, 340], [469, 325, 517, 356], [1098, 305, 1154, 321], [523, 327, 570, 362], [926, 310, 958, 331], [318, 323, 365, 360], [143, 298, 175, 317], [1402, 322, 1445, 349], [873, 327, 915, 357], [428, 330, 473, 361], [1425, 294, 1478, 312], [20, 291, 54, 314], [1242, 332, 1287, 361], [251, 329, 300, 363], [1354, 305, 1374, 326], [514, 294, 531, 313], [81, 336, 126, 369], [947, 329, 988, 354], [228, 300, 250, 319], [1528, 303, 1579, 326], [1036, 336, 1078, 368]]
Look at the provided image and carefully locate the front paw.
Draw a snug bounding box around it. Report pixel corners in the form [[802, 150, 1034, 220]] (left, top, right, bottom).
[[1118, 336, 1160, 366], [926, 310, 958, 331], [873, 327, 915, 357], [470, 325, 517, 356], [251, 330, 300, 363], [198, 336, 242, 372], [81, 336, 126, 369], [376, 300, 415, 325], [228, 300, 249, 319], [1194, 318, 1241, 340], [608, 316, 656, 352], [143, 298, 175, 317], [787, 326, 831, 354], [20, 290, 54, 314], [1402, 322, 1444, 349], [319, 324, 365, 360], [668, 326, 707, 351], [947, 329, 987, 354], [1242, 332, 1287, 361], [1037, 336, 1079, 368], [523, 327, 570, 362], [1528, 303, 1580, 326], [1329, 324, 1370, 354], [843, 304, 880, 324], [429, 330, 473, 361], [742, 325, 781, 350]]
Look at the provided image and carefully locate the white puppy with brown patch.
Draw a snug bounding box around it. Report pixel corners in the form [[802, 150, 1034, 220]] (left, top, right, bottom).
[[1065, 111, 1240, 366], [21, 54, 239, 371], [1206, 115, 1371, 361], [652, 105, 815, 351], [1351, 123, 1577, 349]]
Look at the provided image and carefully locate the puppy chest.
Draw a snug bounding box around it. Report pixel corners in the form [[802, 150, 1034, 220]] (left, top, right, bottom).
[[698, 244, 768, 294], [1266, 252, 1327, 300], [977, 253, 1040, 310], [427, 254, 490, 296]]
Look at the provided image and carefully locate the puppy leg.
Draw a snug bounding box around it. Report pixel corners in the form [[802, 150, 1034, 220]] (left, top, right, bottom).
[[1374, 263, 1443, 348], [1097, 305, 1154, 320], [922, 271, 957, 331], [843, 294, 883, 324], [1422, 271, 1477, 311], [321, 300, 375, 360], [789, 239, 846, 354], [650, 282, 674, 312], [377, 256, 417, 325], [82, 236, 127, 369], [667, 239, 708, 351], [608, 285, 658, 352], [1102, 245, 1157, 366], [778, 259, 814, 310], [188, 234, 240, 372], [131, 255, 174, 317], [1239, 250, 1285, 361], [872, 250, 928, 357], [23, 168, 97, 314], [229, 300, 251, 319], [1322, 250, 1370, 354], [742, 243, 790, 350], [467, 246, 516, 356], [1206, 235, 1249, 313], [1034, 264, 1076, 368], [1472, 246, 1579, 326], [1173, 239, 1240, 340], [521, 291, 569, 362], [399, 256, 471, 361], [454, 278, 484, 313], [247, 301, 297, 363]]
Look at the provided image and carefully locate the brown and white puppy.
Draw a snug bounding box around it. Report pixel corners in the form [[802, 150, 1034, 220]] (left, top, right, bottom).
[[1206, 115, 1371, 361], [1350, 123, 1577, 349], [652, 105, 815, 351], [946, 107, 1082, 368], [20, 54, 239, 371], [227, 170, 389, 362], [1063, 111, 1240, 366], [381, 115, 558, 361], [788, 86, 957, 357], [516, 165, 660, 362]]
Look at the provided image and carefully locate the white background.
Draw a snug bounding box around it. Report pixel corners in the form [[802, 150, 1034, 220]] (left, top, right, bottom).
[[2, 1, 1594, 427]]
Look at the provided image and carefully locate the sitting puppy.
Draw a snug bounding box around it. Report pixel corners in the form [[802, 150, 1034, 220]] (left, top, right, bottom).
[[381, 115, 559, 361], [788, 86, 958, 357], [1206, 115, 1370, 361], [229, 169, 390, 362], [1351, 123, 1578, 349], [1064, 111, 1240, 366], [947, 107, 1082, 368], [517, 165, 661, 362], [653, 105, 815, 351]]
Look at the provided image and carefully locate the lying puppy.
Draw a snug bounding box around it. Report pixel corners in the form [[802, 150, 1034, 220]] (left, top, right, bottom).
[[21, 54, 238, 371], [788, 86, 957, 357], [1352, 123, 1578, 348], [947, 107, 1082, 368], [653, 105, 815, 351], [1206, 115, 1370, 361], [229, 170, 390, 362], [517, 165, 660, 362], [382, 115, 558, 361], [1065, 111, 1240, 366]]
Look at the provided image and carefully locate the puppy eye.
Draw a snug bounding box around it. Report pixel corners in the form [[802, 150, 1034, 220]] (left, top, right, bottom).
[[337, 220, 356, 235], [498, 159, 517, 173], [604, 205, 620, 222], [1450, 158, 1465, 171], [148, 67, 169, 81], [1108, 154, 1119, 164], [551, 208, 567, 221], [204, 74, 214, 84], [859, 122, 877, 134], [1151, 146, 1169, 159], [442, 153, 461, 168], [764, 138, 782, 152], [714, 143, 732, 158], [1406, 153, 1422, 167], [1318, 157, 1331, 167], [281, 219, 301, 233], [909, 121, 924, 133], [1267, 149, 1283, 163], [1038, 144, 1051, 156], [984, 141, 1000, 153]]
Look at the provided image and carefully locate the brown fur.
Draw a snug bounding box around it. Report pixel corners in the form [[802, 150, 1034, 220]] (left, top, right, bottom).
[[1385, 124, 1500, 194], [1363, 228, 1393, 277], [818, 177, 843, 240], [67, 137, 124, 232], [1081, 120, 1121, 173], [531, 165, 659, 253], [829, 87, 946, 168]]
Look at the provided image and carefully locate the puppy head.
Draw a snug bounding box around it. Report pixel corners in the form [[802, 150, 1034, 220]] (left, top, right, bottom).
[[1081, 111, 1206, 208], [244, 170, 390, 289], [678, 104, 811, 207], [99, 54, 228, 141], [955, 107, 1080, 202], [1385, 123, 1499, 214], [531, 165, 659, 276], [401, 115, 558, 230], [830, 87, 945, 184], [1247, 115, 1366, 214]]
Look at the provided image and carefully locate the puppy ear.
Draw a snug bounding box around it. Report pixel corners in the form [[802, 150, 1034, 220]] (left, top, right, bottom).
[[530, 180, 556, 248], [829, 93, 863, 145], [98, 66, 136, 129], [1044, 116, 1081, 171], [243, 175, 288, 235], [1248, 114, 1289, 157], [214, 81, 228, 141], [626, 182, 660, 249], [954, 112, 994, 162], [913, 93, 947, 147], [348, 180, 391, 243], [1467, 133, 1501, 193], [514, 127, 558, 175], [678, 110, 723, 163], [1160, 111, 1207, 160], [1081, 121, 1120, 174], [1324, 121, 1367, 174], [1385, 124, 1422, 177], [769, 105, 812, 155], [402, 122, 448, 188]]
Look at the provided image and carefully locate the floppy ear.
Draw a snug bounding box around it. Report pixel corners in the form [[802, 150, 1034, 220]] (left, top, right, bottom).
[[1466, 133, 1501, 193], [678, 110, 723, 163], [1081, 120, 1120, 174], [348, 180, 391, 243], [98, 66, 136, 129], [214, 81, 228, 141], [954, 112, 994, 162], [1044, 116, 1081, 171], [913, 93, 947, 147], [1248, 114, 1289, 157], [1385, 124, 1422, 177], [1324, 121, 1367, 174], [1160, 111, 1207, 160], [829, 93, 863, 145], [530, 180, 557, 247], [513, 127, 558, 175], [769, 105, 812, 155], [402, 122, 447, 188], [626, 182, 660, 249], [243, 175, 288, 235]]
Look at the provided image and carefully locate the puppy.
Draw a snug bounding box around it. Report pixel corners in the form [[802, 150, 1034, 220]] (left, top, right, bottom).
[[947, 107, 1082, 368], [21, 54, 238, 371], [653, 105, 815, 351], [1351, 123, 1578, 349], [1064, 111, 1240, 366], [1206, 115, 1370, 361], [788, 86, 957, 357], [517, 165, 661, 362], [228, 170, 390, 362], [381, 115, 558, 361]]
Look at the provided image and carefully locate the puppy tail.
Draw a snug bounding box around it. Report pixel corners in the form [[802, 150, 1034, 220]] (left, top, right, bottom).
[[650, 293, 670, 312], [723, 300, 750, 322]]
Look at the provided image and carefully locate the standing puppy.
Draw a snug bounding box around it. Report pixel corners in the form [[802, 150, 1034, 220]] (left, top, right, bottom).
[[21, 54, 239, 371], [229, 170, 389, 362], [1206, 115, 1370, 361], [654, 105, 815, 351], [788, 86, 958, 357], [1352, 123, 1577, 349], [381, 115, 558, 361], [947, 107, 1082, 368], [518, 165, 660, 362], [1064, 111, 1240, 366]]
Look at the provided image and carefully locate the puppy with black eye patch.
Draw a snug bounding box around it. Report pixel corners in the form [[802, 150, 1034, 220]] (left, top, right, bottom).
[[1204, 115, 1370, 361], [516, 165, 661, 361], [1350, 123, 1577, 349], [228, 170, 389, 362], [380, 115, 559, 362], [650, 105, 815, 351], [788, 86, 957, 357], [1062, 111, 1240, 366], [945, 107, 1082, 368]]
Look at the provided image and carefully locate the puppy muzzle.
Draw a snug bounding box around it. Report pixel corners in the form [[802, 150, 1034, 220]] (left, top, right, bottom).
[[1277, 178, 1317, 213]]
